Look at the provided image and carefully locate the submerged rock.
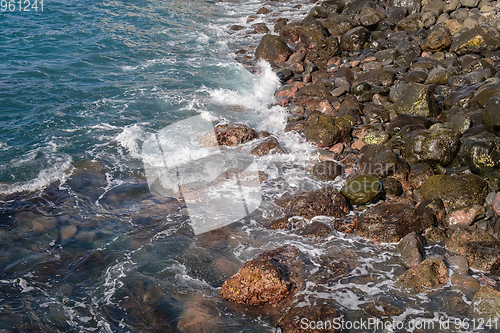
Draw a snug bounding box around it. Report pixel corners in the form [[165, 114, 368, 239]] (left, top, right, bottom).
[[219, 245, 304, 306], [356, 201, 434, 243], [251, 136, 285, 156], [392, 83, 440, 118], [276, 301, 342, 333], [419, 174, 488, 209], [395, 258, 449, 293], [471, 285, 500, 319], [255, 34, 292, 63]]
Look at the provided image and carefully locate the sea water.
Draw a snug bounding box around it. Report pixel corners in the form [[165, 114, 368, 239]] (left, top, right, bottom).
[[0, 0, 493, 332]]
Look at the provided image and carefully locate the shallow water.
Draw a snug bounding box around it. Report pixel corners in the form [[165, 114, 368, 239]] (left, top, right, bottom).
[[1, 0, 499, 332]]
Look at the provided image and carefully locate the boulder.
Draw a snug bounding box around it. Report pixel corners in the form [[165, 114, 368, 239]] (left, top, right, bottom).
[[396, 232, 425, 268], [444, 205, 485, 229], [219, 245, 304, 305], [358, 144, 409, 181], [422, 25, 452, 51], [295, 84, 331, 106], [408, 163, 434, 189], [471, 285, 500, 320], [340, 26, 370, 52], [458, 132, 500, 173], [424, 68, 453, 85], [419, 174, 488, 210], [482, 95, 500, 130], [200, 124, 257, 147], [404, 128, 460, 166], [450, 24, 500, 55], [388, 114, 433, 137], [395, 258, 449, 293], [304, 114, 354, 147], [299, 22, 329, 49], [323, 14, 358, 36], [341, 174, 382, 204], [356, 201, 434, 242], [276, 301, 342, 333], [251, 136, 285, 156], [310, 160, 344, 181], [390, 0, 421, 14], [255, 34, 292, 63], [392, 83, 440, 117]]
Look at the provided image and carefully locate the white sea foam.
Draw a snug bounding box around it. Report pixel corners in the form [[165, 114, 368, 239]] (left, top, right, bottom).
[[115, 124, 145, 160], [0, 157, 74, 195]]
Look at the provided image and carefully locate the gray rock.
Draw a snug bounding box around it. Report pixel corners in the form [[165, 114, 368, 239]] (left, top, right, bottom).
[[340, 26, 370, 52], [482, 95, 500, 129], [425, 68, 453, 85], [396, 232, 425, 268], [450, 24, 500, 55], [458, 132, 500, 173], [392, 83, 441, 117], [404, 128, 460, 166], [461, 0, 479, 7]]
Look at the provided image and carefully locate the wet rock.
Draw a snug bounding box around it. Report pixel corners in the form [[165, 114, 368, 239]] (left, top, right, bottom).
[[375, 48, 399, 63], [482, 95, 500, 130], [362, 131, 389, 145], [306, 38, 340, 67], [445, 205, 485, 229], [448, 111, 471, 134], [353, 68, 396, 87], [280, 22, 303, 44], [358, 144, 409, 180], [356, 201, 434, 242], [351, 82, 371, 95], [255, 34, 292, 64], [471, 285, 500, 319], [423, 226, 448, 242], [450, 24, 500, 55], [341, 174, 382, 204], [388, 114, 433, 137], [446, 227, 500, 271], [271, 187, 350, 228], [448, 255, 469, 275], [463, 59, 494, 75], [257, 6, 271, 15], [425, 68, 453, 85], [458, 132, 500, 173], [251, 137, 285, 156], [295, 84, 331, 106], [359, 7, 382, 27], [418, 198, 447, 224], [323, 14, 358, 36], [299, 22, 329, 49], [310, 160, 344, 181], [300, 221, 332, 240], [60, 224, 77, 241], [251, 23, 270, 34], [493, 192, 500, 216], [419, 174, 488, 209], [219, 245, 304, 306], [177, 296, 217, 333], [304, 114, 353, 147], [396, 232, 425, 268], [391, 0, 421, 15], [397, 13, 424, 31], [470, 79, 500, 108], [382, 178, 403, 196], [404, 128, 460, 166], [409, 163, 435, 189], [395, 258, 449, 293], [340, 26, 370, 52], [423, 25, 452, 52], [406, 70, 428, 83], [451, 274, 480, 294], [200, 124, 257, 147], [392, 83, 440, 118], [363, 301, 402, 317], [276, 301, 342, 333]]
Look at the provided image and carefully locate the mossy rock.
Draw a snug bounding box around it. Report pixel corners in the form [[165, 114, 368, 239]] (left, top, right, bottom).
[[341, 174, 381, 204], [392, 83, 440, 118]]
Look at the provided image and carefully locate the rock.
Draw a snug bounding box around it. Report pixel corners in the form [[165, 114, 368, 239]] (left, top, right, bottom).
[[295, 84, 331, 106], [251, 23, 270, 34], [363, 301, 402, 317], [396, 232, 425, 268], [423, 226, 448, 242], [392, 83, 440, 118], [419, 174, 488, 209], [482, 95, 500, 130], [304, 114, 353, 147], [255, 34, 292, 64], [299, 22, 328, 49], [353, 68, 396, 87], [458, 132, 500, 173], [451, 274, 480, 293], [276, 301, 342, 333], [461, 0, 479, 7], [300, 222, 332, 240], [362, 131, 389, 145], [271, 187, 350, 228], [450, 24, 500, 55], [494, 192, 500, 216], [404, 128, 460, 166], [445, 205, 485, 229], [340, 26, 370, 52], [358, 144, 409, 180], [397, 13, 424, 31], [359, 7, 382, 27], [200, 123, 257, 147], [391, 0, 421, 15], [251, 137, 285, 156], [310, 160, 344, 181], [382, 178, 403, 196], [374, 48, 399, 63], [424, 68, 453, 85], [409, 163, 435, 189], [463, 59, 494, 74], [323, 14, 357, 36], [388, 114, 433, 137], [356, 201, 434, 242], [177, 297, 217, 333], [395, 258, 449, 293], [448, 255, 469, 275], [471, 285, 500, 319], [341, 174, 382, 205], [417, 198, 447, 224], [60, 224, 77, 241], [219, 245, 304, 306], [406, 70, 428, 83], [257, 6, 271, 14], [448, 111, 471, 134], [446, 227, 500, 271], [470, 79, 500, 108]]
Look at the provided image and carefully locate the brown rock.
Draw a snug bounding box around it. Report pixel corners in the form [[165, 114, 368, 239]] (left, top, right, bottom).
[[423, 25, 452, 51], [408, 163, 434, 189], [395, 258, 449, 293], [396, 232, 425, 268], [251, 136, 285, 156], [445, 205, 485, 229], [276, 301, 342, 332], [200, 124, 257, 147], [255, 34, 292, 64]]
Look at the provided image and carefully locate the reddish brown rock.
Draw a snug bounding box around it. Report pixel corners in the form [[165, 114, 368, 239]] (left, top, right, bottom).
[[445, 205, 485, 229], [395, 258, 449, 293], [275, 301, 342, 333], [251, 136, 285, 156], [200, 124, 257, 147], [396, 232, 425, 268], [255, 34, 292, 64], [423, 25, 452, 52], [493, 192, 500, 216], [219, 245, 304, 306], [408, 163, 434, 189], [257, 6, 271, 14], [356, 201, 434, 243]]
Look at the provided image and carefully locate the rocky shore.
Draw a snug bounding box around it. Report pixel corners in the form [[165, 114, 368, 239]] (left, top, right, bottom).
[[208, 0, 500, 331]]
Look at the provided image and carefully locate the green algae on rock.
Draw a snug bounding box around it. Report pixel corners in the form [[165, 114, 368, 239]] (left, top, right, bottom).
[[419, 174, 488, 210], [341, 174, 382, 204], [392, 83, 440, 118]]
